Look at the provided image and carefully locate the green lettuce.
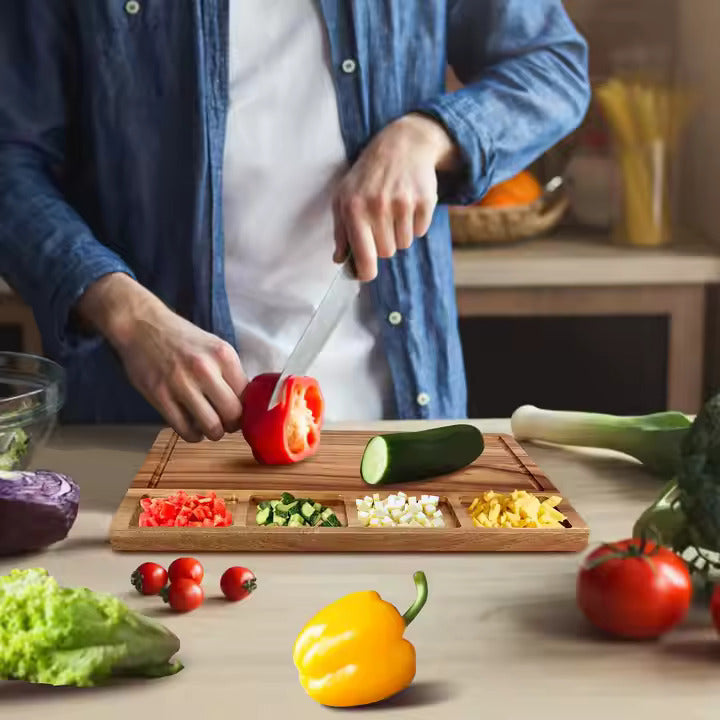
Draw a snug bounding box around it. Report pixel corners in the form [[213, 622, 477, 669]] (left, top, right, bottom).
[[0, 428, 29, 471], [0, 568, 183, 686]]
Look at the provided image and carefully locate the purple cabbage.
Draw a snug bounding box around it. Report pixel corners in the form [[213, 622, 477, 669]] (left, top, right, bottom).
[[0, 470, 79, 555]]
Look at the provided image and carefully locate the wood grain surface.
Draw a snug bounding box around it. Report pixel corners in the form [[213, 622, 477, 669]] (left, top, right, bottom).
[[110, 429, 589, 552]]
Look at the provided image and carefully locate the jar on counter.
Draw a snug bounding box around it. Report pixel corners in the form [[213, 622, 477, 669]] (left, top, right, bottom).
[[564, 127, 621, 230]]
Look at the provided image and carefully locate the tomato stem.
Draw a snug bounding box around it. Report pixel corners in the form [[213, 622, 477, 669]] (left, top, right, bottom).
[[583, 540, 662, 571]]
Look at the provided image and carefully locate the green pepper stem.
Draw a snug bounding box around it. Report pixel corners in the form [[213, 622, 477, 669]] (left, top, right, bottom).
[[402, 571, 428, 626]]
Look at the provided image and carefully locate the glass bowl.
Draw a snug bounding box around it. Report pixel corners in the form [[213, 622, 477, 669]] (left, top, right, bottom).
[[0, 352, 66, 471]]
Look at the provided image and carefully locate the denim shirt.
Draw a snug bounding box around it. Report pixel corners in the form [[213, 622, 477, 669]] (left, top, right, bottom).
[[0, 1, 590, 423]]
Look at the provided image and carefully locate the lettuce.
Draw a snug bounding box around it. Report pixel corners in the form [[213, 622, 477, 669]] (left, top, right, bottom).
[[0, 568, 183, 686]]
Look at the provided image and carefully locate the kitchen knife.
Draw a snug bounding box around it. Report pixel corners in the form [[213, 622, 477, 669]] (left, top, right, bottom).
[[266, 253, 359, 409]]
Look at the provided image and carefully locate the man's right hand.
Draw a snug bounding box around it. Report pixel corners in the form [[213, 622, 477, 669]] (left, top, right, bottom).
[[75, 273, 247, 442]]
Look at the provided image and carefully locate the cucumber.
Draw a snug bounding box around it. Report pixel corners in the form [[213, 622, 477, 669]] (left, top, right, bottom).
[[275, 515, 288, 526], [288, 514, 305, 528], [360, 423, 485, 486], [280, 492, 295, 504], [301, 502, 315, 520], [269, 500, 280, 509], [274, 503, 291, 518], [286, 501, 301, 516], [321, 514, 341, 527], [256, 506, 272, 525]]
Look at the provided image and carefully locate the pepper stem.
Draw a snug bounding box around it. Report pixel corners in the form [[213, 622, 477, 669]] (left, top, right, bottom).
[[402, 571, 428, 626]]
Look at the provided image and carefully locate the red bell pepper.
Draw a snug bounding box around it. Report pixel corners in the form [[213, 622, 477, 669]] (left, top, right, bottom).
[[240, 373, 324, 464]]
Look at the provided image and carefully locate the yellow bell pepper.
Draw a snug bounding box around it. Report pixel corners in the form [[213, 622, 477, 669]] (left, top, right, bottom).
[[292, 570, 428, 707]]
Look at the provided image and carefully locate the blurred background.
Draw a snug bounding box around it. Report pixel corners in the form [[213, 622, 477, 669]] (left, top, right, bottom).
[[1, 0, 718, 419]]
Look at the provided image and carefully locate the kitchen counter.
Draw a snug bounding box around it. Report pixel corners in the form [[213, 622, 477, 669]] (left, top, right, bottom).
[[453, 234, 720, 288], [1, 420, 717, 719]]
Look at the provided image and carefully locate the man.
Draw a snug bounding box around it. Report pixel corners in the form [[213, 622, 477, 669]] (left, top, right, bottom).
[[0, 1, 590, 442]]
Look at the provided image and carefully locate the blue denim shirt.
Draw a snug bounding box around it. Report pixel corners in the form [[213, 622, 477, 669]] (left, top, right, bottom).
[[0, 1, 589, 423]]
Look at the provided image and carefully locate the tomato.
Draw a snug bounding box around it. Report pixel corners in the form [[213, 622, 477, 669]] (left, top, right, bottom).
[[710, 585, 720, 633], [220, 566, 257, 601], [139, 491, 233, 527], [577, 538, 692, 640], [130, 562, 168, 595], [168, 557, 204, 584], [162, 578, 204, 613]]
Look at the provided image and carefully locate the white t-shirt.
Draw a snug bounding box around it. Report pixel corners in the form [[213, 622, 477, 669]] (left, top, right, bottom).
[[222, 0, 393, 421]]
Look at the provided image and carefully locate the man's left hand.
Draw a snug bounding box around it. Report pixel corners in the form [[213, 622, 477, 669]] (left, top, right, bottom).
[[332, 113, 460, 282]]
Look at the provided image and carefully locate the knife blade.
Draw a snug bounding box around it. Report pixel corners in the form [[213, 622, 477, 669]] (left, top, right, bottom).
[[267, 254, 359, 409]]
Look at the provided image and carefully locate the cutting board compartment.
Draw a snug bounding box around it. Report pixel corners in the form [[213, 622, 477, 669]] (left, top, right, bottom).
[[109, 428, 589, 552]]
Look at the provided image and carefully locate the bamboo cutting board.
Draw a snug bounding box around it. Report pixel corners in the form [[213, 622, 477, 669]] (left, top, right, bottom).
[[109, 428, 589, 552]]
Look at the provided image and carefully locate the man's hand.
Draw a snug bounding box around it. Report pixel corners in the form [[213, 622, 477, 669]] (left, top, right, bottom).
[[332, 113, 460, 281], [75, 273, 247, 442]]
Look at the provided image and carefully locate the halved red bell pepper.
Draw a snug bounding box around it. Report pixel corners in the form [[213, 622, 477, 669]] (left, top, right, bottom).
[[240, 373, 324, 464]]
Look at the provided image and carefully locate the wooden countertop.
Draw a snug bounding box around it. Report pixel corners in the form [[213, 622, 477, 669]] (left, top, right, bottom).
[[453, 234, 720, 288], [1, 420, 718, 719]]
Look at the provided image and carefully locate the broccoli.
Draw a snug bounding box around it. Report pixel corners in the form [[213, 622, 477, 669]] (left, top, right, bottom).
[[633, 393, 720, 584], [0, 428, 29, 471], [0, 568, 183, 686]]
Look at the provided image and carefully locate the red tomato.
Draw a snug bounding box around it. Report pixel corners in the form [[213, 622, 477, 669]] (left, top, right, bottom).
[[130, 562, 168, 595], [577, 538, 692, 640], [710, 585, 720, 633], [220, 567, 257, 602], [162, 578, 204, 613], [168, 557, 204, 584]]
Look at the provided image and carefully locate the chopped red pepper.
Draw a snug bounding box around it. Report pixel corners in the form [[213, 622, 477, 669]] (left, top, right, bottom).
[[138, 491, 233, 528], [240, 373, 324, 465]]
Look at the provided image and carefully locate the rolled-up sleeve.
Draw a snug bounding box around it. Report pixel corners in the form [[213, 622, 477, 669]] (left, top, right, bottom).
[[0, 2, 135, 358], [416, 0, 591, 204]]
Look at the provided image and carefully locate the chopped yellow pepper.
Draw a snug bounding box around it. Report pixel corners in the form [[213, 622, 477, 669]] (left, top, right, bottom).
[[467, 489, 567, 528], [292, 571, 428, 707]]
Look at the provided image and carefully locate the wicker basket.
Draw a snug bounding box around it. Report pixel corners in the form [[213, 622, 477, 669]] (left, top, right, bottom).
[[449, 184, 569, 246]]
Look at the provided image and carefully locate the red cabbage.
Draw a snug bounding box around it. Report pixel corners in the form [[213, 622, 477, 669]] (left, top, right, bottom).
[[0, 470, 80, 555]]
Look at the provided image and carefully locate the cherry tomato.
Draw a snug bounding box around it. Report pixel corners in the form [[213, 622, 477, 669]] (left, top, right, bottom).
[[130, 562, 168, 595], [577, 538, 692, 640], [220, 566, 257, 601], [168, 557, 204, 585], [162, 578, 204, 613]]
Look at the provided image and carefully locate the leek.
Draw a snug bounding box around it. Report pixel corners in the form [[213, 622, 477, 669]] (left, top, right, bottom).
[[510, 405, 692, 477]]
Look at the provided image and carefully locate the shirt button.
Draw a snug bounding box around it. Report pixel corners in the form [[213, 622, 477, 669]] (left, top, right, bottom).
[[388, 311, 402, 326], [125, 0, 141, 14], [341, 58, 357, 74], [416, 392, 430, 407]]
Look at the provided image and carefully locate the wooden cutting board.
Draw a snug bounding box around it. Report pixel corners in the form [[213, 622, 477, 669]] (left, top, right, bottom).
[[109, 428, 589, 552]]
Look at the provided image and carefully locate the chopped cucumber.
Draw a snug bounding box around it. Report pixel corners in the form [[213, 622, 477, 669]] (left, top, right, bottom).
[[274, 502, 291, 518], [256, 492, 342, 528], [256, 506, 272, 525]]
